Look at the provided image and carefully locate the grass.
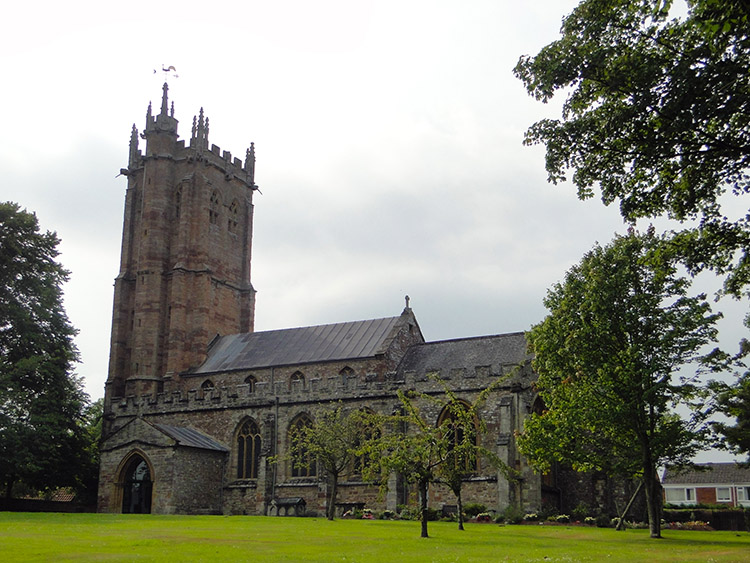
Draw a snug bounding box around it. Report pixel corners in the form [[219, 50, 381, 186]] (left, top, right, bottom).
[[1, 513, 749, 562]]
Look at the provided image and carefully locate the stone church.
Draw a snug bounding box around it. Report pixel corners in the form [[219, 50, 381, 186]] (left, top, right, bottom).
[[97, 85, 627, 517]]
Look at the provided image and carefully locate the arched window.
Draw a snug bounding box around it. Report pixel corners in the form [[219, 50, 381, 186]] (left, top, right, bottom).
[[236, 418, 262, 479], [351, 408, 378, 477], [228, 199, 239, 233], [201, 379, 215, 397], [289, 414, 316, 478], [339, 366, 355, 382], [289, 371, 305, 390], [437, 400, 478, 472], [244, 375, 256, 394], [121, 454, 152, 514], [209, 191, 220, 225]]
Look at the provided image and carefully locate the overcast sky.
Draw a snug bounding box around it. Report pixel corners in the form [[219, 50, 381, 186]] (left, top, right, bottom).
[[2, 1, 746, 460]]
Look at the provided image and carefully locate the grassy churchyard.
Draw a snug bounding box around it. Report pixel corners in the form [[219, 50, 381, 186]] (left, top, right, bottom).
[[1, 513, 749, 562]]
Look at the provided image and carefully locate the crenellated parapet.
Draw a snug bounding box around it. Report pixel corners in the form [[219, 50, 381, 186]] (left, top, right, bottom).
[[108, 361, 535, 417]]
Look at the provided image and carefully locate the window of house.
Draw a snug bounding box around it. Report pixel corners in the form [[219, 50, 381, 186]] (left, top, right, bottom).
[[738, 487, 749, 502], [664, 487, 695, 504], [236, 419, 261, 479], [289, 414, 316, 478], [716, 487, 731, 502]]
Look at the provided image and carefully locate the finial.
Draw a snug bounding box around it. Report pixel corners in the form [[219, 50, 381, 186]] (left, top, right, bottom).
[[405, 295, 411, 309], [245, 142, 256, 182], [160, 82, 169, 116], [129, 124, 140, 166], [170, 101, 174, 118]]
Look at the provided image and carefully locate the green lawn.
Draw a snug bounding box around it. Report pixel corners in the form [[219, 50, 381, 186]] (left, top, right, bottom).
[[1, 513, 748, 562]]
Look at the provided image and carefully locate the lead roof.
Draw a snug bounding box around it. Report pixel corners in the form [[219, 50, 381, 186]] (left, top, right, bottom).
[[192, 316, 409, 374]]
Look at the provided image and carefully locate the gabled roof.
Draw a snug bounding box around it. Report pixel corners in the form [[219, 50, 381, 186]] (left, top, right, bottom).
[[397, 332, 530, 377], [662, 463, 750, 485], [192, 315, 413, 374], [152, 423, 229, 452]]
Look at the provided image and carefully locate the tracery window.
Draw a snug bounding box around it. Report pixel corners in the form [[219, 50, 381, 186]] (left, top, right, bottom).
[[437, 400, 478, 472], [236, 418, 262, 479], [201, 379, 215, 395], [289, 414, 316, 478]]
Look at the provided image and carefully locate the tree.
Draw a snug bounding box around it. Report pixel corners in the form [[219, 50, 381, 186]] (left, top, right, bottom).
[[0, 202, 90, 498], [514, 0, 750, 302], [285, 405, 379, 520], [430, 378, 515, 531], [361, 379, 515, 537], [519, 230, 721, 538], [362, 390, 450, 538], [712, 368, 750, 463]]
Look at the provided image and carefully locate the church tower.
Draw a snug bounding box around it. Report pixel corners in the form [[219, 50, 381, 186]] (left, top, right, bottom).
[[105, 83, 257, 400]]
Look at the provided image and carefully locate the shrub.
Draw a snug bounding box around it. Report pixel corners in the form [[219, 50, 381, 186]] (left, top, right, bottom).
[[476, 513, 493, 523], [555, 514, 570, 523], [524, 512, 540, 522], [595, 514, 611, 528], [502, 505, 524, 524], [584, 516, 596, 525], [378, 510, 396, 520], [571, 502, 590, 521], [463, 503, 487, 518]]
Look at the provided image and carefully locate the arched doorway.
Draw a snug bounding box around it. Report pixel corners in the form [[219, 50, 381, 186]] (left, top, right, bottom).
[[121, 454, 153, 514]]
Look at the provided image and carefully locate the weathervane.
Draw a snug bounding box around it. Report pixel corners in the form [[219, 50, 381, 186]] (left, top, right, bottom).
[[154, 65, 179, 80]]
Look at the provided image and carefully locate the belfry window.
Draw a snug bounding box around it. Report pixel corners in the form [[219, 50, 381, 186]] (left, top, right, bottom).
[[289, 414, 316, 477], [228, 200, 239, 233], [237, 419, 262, 479], [209, 191, 220, 225]]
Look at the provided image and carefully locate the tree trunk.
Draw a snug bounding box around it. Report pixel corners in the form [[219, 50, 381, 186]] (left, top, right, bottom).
[[641, 453, 662, 538], [419, 478, 429, 538], [456, 487, 464, 531], [327, 474, 338, 521]]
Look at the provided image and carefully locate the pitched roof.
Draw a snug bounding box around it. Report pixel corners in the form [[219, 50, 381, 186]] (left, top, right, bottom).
[[153, 423, 229, 452], [662, 463, 750, 485], [397, 332, 530, 376], [192, 315, 410, 374]]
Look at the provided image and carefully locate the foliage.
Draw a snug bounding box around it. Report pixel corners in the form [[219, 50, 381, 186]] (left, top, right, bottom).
[[514, 0, 750, 302], [361, 376, 515, 536], [0, 202, 93, 499], [711, 368, 750, 463], [463, 503, 488, 518], [2, 513, 750, 562], [359, 390, 453, 538], [428, 375, 516, 530], [502, 504, 525, 524], [520, 229, 722, 538], [279, 404, 379, 520]]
